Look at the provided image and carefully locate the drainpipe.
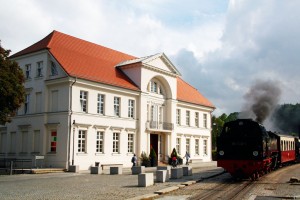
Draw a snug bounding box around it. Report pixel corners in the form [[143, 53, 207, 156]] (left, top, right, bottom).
[[67, 77, 77, 167]]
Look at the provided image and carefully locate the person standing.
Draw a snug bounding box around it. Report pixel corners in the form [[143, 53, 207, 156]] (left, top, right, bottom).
[[184, 151, 190, 165], [131, 154, 137, 167]]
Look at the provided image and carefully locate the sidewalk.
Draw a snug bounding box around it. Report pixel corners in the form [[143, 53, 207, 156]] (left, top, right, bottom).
[[0, 161, 224, 200]]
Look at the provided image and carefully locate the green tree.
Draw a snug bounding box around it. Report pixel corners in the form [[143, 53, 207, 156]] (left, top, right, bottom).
[[0, 42, 25, 124]]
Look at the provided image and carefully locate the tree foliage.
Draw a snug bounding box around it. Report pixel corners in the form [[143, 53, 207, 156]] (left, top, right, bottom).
[[0, 42, 25, 124]]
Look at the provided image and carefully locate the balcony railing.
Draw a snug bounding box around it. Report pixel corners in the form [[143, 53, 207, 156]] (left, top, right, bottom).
[[146, 121, 173, 131]]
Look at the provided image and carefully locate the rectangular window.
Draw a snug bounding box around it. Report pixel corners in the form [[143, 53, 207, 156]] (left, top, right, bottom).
[[78, 130, 86, 153], [186, 110, 190, 126], [128, 134, 134, 153], [80, 91, 88, 112], [176, 109, 181, 125], [22, 131, 28, 153], [33, 130, 40, 152], [128, 99, 134, 118], [203, 139, 208, 155], [186, 138, 190, 153], [51, 90, 58, 112], [0, 133, 7, 153], [51, 61, 58, 76], [151, 81, 158, 93], [195, 112, 199, 127], [176, 138, 181, 154], [151, 105, 155, 121], [36, 92, 42, 113], [51, 131, 57, 153], [96, 131, 104, 153], [159, 106, 163, 123], [36, 61, 43, 77], [10, 132, 16, 153], [203, 114, 207, 128], [24, 94, 30, 114], [25, 64, 31, 79], [113, 132, 119, 153], [195, 139, 199, 155], [114, 97, 120, 117], [97, 94, 105, 114]]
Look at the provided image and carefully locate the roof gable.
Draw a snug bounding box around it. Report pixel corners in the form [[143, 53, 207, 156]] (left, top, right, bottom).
[[117, 53, 181, 76]]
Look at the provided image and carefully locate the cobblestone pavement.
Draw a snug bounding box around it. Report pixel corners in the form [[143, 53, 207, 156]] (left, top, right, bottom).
[[0, 162, 223, 200]]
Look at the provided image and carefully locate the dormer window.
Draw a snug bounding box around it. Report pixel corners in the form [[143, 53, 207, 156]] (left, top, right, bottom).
[[51, 61, 58, 76]]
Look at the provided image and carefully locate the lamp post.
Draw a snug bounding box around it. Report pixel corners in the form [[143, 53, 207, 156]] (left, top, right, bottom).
[[72, 120, 75, 166]]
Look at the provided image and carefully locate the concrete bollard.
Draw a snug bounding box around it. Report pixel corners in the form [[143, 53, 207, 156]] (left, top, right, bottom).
[[171, 167, 183, 179], [69, 165, 79, 173], [138, 173, 154, 187], [91, 166, 102, 174], [156, 170, 169, 183], [182, 166, 192, 176], [157, 166, 171, 175], [110, 166, 122, 175], [132, 166, 145, 175]]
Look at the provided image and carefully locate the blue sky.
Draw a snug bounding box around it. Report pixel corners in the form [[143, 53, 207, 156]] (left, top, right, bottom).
[[1, 0, 299, 116]]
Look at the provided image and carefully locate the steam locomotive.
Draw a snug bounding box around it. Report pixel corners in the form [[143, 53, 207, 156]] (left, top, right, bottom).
[[217, 119, 300, 180]]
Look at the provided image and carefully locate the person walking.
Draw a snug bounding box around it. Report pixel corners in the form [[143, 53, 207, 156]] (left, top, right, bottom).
[[131, 154, 137, 167], [184, 151, 190, 165]]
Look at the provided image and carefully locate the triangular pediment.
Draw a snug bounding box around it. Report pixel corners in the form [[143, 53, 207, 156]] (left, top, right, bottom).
[[117, 53, 181, 76]]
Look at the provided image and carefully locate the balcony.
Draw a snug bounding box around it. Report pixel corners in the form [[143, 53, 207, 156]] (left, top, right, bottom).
[[146, 121, 173, 131]]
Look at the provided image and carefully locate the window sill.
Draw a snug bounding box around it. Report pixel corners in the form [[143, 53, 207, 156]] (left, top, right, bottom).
[[95, 153, 104, 156], [76, 153, 88, 156]]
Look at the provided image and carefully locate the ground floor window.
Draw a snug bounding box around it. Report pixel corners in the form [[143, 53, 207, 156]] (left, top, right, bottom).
[[96, 131, 104, 153], [186, 138, 190, 153], [176, 137, 181, 154], [49, 131, 57, 153], [195, 139, 199, 155], [128, 134, 134, 153], [203, 139, 208, 155], [113, 132, 120, 153], [78, 130, 86, 153]]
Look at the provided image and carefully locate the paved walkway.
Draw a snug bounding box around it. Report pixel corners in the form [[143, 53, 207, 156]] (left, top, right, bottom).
[[0, 161, 224, 200]]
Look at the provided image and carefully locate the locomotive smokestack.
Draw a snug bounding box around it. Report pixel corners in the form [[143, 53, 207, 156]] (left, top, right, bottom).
[[239, 79, 281, 123]]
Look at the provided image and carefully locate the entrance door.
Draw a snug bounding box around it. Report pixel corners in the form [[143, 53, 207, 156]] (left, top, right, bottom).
[[150, 134, 158, 162]]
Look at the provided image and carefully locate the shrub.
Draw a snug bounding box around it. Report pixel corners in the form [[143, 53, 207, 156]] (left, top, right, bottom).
[[140, 151, 151, 167]]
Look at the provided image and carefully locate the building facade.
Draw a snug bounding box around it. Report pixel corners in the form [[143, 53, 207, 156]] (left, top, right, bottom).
[[0, 31, 215, 170]]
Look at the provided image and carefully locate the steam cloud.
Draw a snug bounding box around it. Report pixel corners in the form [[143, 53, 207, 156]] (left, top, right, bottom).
[[239, 80, 282, 123]]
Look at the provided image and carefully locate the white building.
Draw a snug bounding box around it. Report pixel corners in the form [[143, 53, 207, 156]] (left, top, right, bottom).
[[0, 31, 215, 170]]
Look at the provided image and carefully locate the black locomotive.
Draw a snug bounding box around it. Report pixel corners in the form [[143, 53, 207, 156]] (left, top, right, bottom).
[[217, 119, 300, 180]]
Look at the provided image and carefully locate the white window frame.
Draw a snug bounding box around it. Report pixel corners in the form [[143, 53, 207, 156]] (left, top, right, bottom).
[[36, 61, 43, 77], [78, 130, 86, 153], [113, 132, 120, 153], [186, 138, 190, 153], [25, 64, 31, 79], [176, 137, 181, 155], [203, 139, 208, 156], [186, 110, 190, 126], [24, 94, 30, 114], [114, 97, 120, 117], [128, 99, 134, 118], [80, 91, 88, 113], [203, 113, 207, 128], [128, 133, 134, 153], [97, 94, 105, 115], [176, 109, 181, 125], [195, 112, 199, 127], [96, 131, 104, 153], [51, 61, 58, 76], [195, 139, 199, 155]]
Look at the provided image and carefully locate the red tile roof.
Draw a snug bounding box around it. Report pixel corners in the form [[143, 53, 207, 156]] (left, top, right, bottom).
[[177, 77, 215, 108], [12, 30, 139, 90], [12, 30, 214, 108]]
